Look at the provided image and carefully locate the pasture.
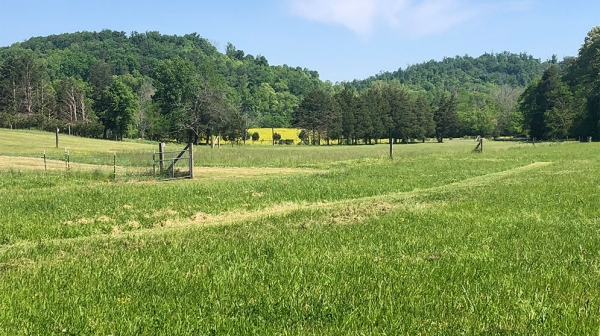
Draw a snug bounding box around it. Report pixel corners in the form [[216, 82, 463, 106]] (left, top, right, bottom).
[[1, 129, 600, 334]]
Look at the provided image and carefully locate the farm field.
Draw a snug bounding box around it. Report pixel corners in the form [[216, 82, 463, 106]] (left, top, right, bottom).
[[1, 129, 600, 334], [247, 128, 303, 144]]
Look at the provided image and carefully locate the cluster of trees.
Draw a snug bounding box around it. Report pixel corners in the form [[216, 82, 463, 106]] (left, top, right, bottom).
[[519, 27, 600, 140], [2, 28, 597, 143], [292, 82, 462, 144], [0, 30, 324, 142]]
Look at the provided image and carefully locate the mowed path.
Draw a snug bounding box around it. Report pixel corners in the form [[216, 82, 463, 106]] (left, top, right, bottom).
[[0, 162, 551, 253]]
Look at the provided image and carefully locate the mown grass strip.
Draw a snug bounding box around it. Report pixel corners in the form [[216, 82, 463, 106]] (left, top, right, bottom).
[[0, 162, 551, 255]]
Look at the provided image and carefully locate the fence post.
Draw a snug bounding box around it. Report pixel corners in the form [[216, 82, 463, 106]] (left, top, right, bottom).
[[64, 148, 70, 171], [113, 152, 116, 180], [188, 142, 194, 179], [389, 135, 394, 159], [55, 127, 59, 148], [152, 152, 156, 178], [43, 151, 47, 171], [159, 142, 165, 174]]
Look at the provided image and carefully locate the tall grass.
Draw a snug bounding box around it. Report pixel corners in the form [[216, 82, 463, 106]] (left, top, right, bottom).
[[1, 131, 599, 334]]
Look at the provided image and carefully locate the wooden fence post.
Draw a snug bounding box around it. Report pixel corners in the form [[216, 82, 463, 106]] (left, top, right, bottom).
[[55, 127, 59, 148], [389, 135, 394, 159], [159, 142, 165, 174], [113, 152, 116, 180], [152, 152, 156, 178], [188, 142, 194, 179]]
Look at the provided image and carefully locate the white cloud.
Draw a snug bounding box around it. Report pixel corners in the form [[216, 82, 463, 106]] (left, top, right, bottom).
[[289, 0, 532, 37], [291, 0, 379, 35]]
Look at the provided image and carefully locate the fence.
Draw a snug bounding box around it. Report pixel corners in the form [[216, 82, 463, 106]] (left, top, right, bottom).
[[0, 149, 158, 181], [152, 143, 195, 180]]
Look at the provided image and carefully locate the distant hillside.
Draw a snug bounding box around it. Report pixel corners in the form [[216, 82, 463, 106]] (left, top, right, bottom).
[[4, 30, 322, 92], [344, 52, 550, 93]]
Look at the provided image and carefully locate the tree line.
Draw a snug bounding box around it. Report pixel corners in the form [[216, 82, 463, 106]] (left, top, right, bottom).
[[2, 28, 594, 144], [518, 26, 600, 140], [291, 82, 461, 145]]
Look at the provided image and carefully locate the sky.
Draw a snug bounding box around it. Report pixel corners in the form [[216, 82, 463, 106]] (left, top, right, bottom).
[[0, 0, 598, 82]]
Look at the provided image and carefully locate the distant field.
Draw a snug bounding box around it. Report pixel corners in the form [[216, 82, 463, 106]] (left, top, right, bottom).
[[0, 129, 494, 170], [247, 128, 302, 144], [1, 129, 600, 334]]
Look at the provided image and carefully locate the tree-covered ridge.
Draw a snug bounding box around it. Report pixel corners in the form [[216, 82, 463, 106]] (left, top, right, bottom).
[[346, 52, 548, 92], [15, 31, 220, 79], [519, 26, 600, 140]]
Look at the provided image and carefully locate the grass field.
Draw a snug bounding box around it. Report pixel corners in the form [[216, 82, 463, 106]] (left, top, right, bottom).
[[1, 129, 600, 334]]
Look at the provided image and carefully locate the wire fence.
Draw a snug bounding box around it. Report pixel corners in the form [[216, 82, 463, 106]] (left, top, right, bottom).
[[0, 149, 155, 180]]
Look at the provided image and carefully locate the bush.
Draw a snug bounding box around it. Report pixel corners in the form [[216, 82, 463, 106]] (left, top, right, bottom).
[[278, 139, 295, 145], [298, 130, 309, 144]]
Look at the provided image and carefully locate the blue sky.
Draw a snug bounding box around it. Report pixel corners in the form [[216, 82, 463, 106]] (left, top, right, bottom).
[[0, 0, 598, 82]]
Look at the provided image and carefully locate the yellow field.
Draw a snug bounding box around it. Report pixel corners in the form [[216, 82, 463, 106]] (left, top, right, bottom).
[[247, 128, 302, 144]]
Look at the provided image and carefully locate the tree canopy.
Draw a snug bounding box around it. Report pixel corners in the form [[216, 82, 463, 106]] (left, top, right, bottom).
[[519, 26, 600, 140], [1, 27, 596, 143]]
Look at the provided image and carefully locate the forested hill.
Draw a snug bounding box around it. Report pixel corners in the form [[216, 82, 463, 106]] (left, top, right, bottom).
[[0, 29, 565, 142], [8, 30, 323, 95], [345, 52, 549, 92], [0, 30, 324, 132]]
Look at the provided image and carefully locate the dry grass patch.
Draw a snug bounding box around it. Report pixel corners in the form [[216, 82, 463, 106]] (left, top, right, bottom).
[[195, 167, 325, 179]]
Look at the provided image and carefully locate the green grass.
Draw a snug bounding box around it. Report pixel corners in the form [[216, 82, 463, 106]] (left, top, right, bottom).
[[1, 130, 600, 334], [0, 128, 523, 169]]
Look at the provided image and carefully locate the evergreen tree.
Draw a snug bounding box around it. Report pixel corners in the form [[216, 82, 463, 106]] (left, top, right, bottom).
[[567, 26, 600, 139], [519, 65, 574, 139], [292, 89, 338, 145], [434, 92, 460, 142], [334, 88, 357, 144], [412, 94, 435, 141]]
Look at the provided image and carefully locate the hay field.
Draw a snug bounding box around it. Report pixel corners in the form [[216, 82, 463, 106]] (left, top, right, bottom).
[[1, 129, 599, 334]]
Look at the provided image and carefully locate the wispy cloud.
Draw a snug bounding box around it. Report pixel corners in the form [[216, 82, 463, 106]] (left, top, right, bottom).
[[289, 0, 533, 37]]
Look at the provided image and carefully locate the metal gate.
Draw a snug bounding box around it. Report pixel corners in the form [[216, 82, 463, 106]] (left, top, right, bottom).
[[153, 143, 194, 180]]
